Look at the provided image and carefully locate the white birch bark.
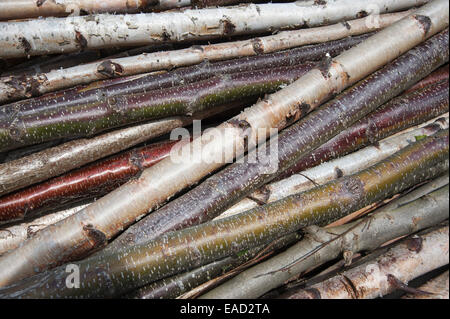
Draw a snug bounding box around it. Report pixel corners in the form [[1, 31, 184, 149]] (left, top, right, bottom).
[[284, 225, 449, 299], [0, 0, 427, 59], [402, 270, 449, 299], [0, 11, 410, 103], [200, 184, 449, 298], [0, 1, 446, 288], [216, 114, 449, 220]]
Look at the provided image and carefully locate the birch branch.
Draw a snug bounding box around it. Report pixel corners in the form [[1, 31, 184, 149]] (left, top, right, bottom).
[[0, 129, 447, 297], [0, 101, 242, 197], [0, 1, 277, 21], [10, 116, 445, 264], [1, 51, 103, 77], [0, 43, 173, 78], [3, 31, 366, 147], [0, 3, 447, 287], [0, 118, 186, 197], [0, 12, 409, 103], [126, 231, 301, 299], [184, 172, 450, 299], [1, 32, 366, 116], [0, 64, 312, 152], [0, 204, 89, 257], [0, 0, 425, 59], [283, 225, 449, 299], [0, 0, 192, 21], [404, 64, 448, 93], [200, 183, 449, 299], [221, 80, 450, 218], [0, 140, 181, 225], [277, 77, 449, 181], [217, 114, 449, 220], [324, 173, 450, 229], [402, 270, 449, 299], [103, 31, 449, 253]]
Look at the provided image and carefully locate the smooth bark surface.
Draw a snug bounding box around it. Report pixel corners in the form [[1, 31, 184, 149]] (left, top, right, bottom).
[[0, 204, 89, 256], [404, 64, 448, 93]]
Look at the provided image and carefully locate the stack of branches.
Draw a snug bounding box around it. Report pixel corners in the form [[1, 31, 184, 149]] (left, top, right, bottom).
[[0, 0, 448, 299]]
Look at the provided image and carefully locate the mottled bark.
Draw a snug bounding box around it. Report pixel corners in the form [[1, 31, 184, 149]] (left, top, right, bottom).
[[0, 4, 446, 287]]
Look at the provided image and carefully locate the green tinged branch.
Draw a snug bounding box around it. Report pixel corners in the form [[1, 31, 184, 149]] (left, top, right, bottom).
[[0, 129, 447, 298]]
